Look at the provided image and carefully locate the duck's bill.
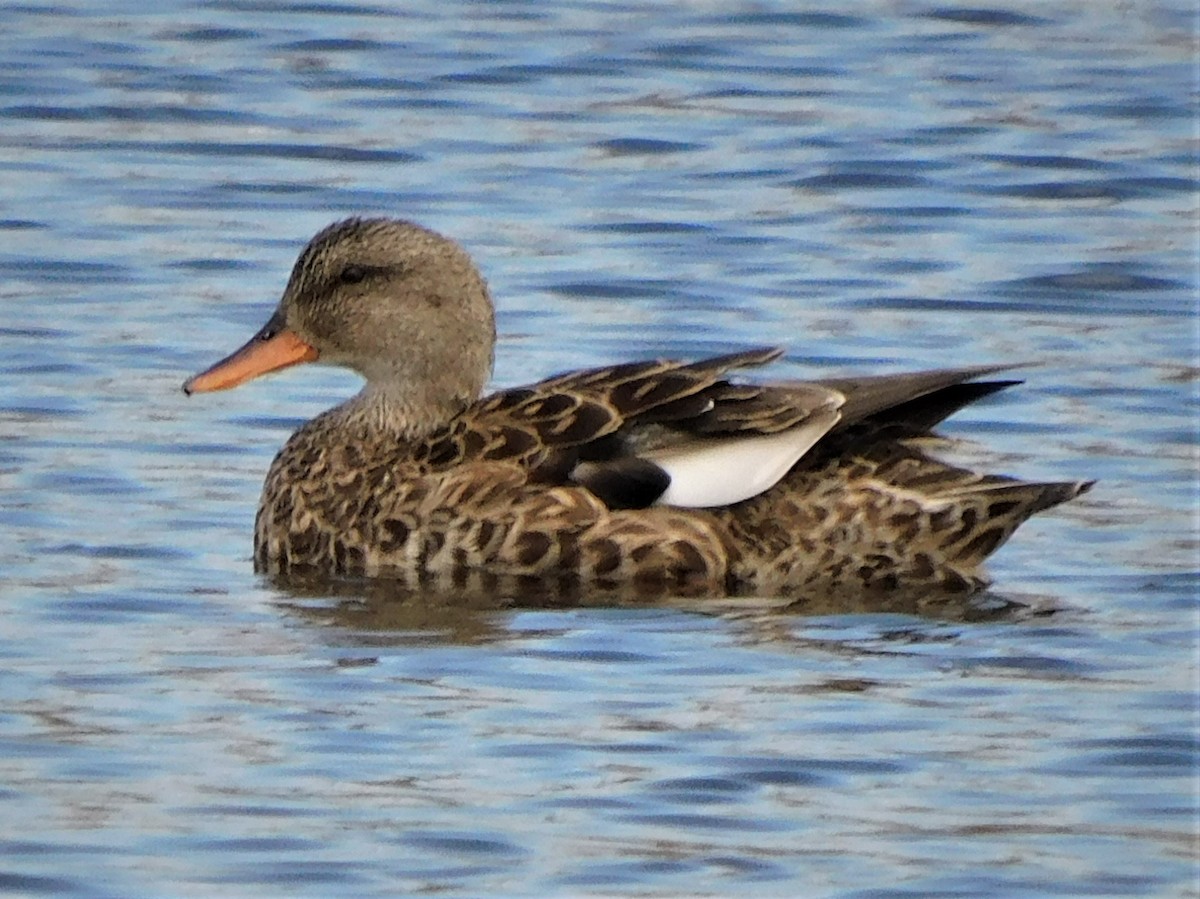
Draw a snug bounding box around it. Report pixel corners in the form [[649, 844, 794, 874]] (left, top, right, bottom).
[[183, 318, 319, 395]]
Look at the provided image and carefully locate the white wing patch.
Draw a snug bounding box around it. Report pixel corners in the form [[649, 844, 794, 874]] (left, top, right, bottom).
[[645, 403, 842, 508]]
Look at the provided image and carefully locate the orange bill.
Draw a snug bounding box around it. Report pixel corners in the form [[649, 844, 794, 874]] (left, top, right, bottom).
[[183, 315, 318, 395]]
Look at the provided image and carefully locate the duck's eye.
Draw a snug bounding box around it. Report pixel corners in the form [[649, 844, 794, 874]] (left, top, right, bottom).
[[339, 264, 369, 285]]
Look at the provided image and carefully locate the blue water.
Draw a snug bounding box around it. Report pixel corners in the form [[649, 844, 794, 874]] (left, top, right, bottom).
[[0, 2, 1195, 896]]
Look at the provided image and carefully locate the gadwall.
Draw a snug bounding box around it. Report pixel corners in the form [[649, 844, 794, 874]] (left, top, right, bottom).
[[184, 218, 1091, 597]]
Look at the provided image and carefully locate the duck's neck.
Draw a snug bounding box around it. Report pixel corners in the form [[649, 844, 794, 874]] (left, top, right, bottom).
[[335, 378, 473, 440]]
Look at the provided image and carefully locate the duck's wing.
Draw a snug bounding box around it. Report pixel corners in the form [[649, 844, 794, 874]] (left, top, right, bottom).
[[423, 352, 1035, 512], [494, 345, 803, 436], [458, 346, 823, 461], [816, 364, 1026, 429], [421, 347, 839, 509]]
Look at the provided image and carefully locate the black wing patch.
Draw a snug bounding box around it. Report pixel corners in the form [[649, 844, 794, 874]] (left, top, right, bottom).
[[571, 457, 672, 510]]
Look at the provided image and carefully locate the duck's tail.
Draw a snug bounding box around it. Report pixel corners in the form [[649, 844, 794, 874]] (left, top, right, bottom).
[[928, 478, 1095, 571]]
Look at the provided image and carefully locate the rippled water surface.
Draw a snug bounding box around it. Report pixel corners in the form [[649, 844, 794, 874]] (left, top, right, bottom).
[[1, 2, 1196, 896]]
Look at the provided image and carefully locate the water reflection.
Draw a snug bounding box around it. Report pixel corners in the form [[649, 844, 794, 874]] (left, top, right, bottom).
[[271, 563, 1057, 647]]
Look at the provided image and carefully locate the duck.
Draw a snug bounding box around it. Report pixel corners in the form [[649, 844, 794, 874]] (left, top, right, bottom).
[[183, 217, 1092, 599]]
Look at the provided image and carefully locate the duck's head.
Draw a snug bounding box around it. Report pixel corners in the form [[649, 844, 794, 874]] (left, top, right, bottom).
[[183, 218, 496, 431]]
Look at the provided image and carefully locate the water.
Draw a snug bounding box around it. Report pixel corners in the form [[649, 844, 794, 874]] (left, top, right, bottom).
[[0, 2, 1196, 896]]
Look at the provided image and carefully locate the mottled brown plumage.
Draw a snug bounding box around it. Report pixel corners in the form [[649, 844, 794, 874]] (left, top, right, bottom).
[[184, 217, 1092, 599]]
